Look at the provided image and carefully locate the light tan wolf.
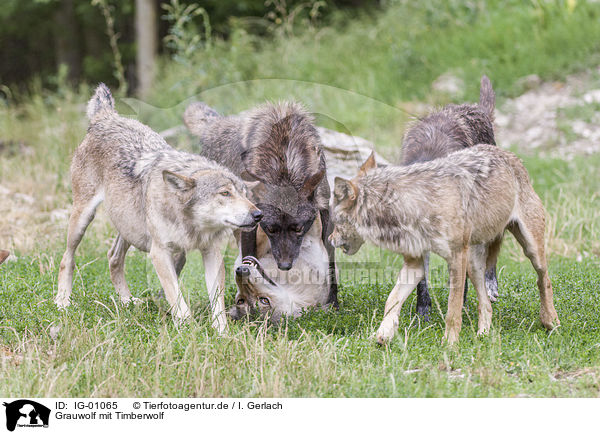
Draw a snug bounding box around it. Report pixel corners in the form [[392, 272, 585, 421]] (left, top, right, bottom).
[[330, 146, 559, 344], [56, 84, 262, 333]]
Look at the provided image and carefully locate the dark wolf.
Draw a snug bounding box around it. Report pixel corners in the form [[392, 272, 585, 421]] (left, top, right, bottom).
[[400, 75, 499, 318], [184, 101, 337, 318]]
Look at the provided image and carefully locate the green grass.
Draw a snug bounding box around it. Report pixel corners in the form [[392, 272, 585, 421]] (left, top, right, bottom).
[[1, 251, 599, 397]]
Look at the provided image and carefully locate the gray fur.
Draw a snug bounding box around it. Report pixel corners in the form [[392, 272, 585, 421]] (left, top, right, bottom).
[[57, 84, 261, 332], [331, 146, 560, 345]]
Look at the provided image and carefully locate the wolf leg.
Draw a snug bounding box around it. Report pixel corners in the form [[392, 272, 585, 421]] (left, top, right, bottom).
[[149, 244, 191, 324], [56, 190, 103, 308], [107, 234, 140, 304], [467, 244, 493, 335], [415, 253, 431, 320], [241, 228, 257, 258], [320, 208, 339, 307], [484, 236, 502, 302], [444, 247, 468, 345], [201, 246, 228, 334], [376, 256, 425, 344], [509, 205, 559, 330]]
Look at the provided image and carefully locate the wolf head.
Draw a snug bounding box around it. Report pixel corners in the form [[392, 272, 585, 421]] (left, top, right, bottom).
[[329, 152, 377, 255], [162, 169, 262, 232], [241, 102, 325, 270]]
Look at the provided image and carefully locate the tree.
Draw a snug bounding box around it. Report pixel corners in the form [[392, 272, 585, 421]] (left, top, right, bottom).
[[135, 0, 158, 98]]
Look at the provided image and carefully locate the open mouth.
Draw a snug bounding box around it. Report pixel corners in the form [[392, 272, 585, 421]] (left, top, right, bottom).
[[240, 256, 277, 286]]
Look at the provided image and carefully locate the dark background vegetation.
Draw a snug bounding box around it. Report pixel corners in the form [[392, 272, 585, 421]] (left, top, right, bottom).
[[0, 0, 376, 92]]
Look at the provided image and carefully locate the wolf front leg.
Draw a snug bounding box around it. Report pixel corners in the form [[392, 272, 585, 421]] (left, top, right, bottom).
[[201, 246, 228, 334], [376, 256, 425, 345], [320, 208, 339, 307], [444, 247, 468, 345], [149, 244, 191, 324]]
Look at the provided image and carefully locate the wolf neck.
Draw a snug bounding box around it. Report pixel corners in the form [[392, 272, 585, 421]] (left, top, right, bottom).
[[350, 170, 439, 258]]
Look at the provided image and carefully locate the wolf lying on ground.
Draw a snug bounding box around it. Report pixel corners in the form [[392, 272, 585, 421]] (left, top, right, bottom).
[[398, 75, 499, 318], [184, 101, 336, 320], [56, 84, 262, 333], [330, 147, 560, 344]]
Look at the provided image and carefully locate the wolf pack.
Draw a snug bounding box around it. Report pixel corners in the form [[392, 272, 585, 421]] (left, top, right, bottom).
[[47, 76, 559, 346]]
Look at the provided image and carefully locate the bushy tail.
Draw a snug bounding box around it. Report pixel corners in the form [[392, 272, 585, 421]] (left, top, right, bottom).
[[183, 102, 222, 137], [479, 75, 495, 120], [86, 83, 115, 121]]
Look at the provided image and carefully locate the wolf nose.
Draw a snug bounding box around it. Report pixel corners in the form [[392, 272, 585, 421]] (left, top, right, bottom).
[[236, 265, 251, 277], [251, 210, 263, 222], [278, 261, 292, 271]]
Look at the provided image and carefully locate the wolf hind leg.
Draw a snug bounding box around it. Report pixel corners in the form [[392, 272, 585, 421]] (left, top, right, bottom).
[[508, 205, 559, 330], [56, 189, 104, 308], [484, 236, 502, 302], [415, 253, 431, 320], [108, 234, 140, 304]]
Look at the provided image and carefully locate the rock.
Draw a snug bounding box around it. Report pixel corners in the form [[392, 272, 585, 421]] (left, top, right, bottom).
[[432, 72, 465, 99]]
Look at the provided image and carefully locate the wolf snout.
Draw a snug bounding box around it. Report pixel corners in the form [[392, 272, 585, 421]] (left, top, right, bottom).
[[277, 261, 293, 271], [251, 209, 263, 222], [236, 265, 251, 277]]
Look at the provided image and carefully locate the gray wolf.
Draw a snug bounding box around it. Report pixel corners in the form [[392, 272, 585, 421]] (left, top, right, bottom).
[[399, 75, 499, 318], [330, 146, 560, 345], [56, 84, 262, 333], [184, 101, 336, 320]]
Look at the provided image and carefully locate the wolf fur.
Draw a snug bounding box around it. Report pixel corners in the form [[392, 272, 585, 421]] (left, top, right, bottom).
[[330, 146, 560, 345], [0, 250, 8, 265], [397, 76, 499, 318], [184, 101, 337, 319], [56, 84, 262, 333]]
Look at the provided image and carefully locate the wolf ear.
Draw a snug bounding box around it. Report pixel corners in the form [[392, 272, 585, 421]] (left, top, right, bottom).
[[334, 177, 357, 203], [243, 180, 261, 191], [162, 170, 196, 192], [358, 151, 377, 176], [300, 169, 325, 199]]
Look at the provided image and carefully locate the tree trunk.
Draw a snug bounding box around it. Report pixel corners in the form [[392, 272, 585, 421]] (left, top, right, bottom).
[[54, 0, 81, 82], [135, 0, 158, 98]]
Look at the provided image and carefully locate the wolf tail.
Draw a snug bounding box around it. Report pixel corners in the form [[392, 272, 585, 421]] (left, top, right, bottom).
[[183, 102, 222, 137], [479, 75, 495, 120], [86, 83, 115, 121]]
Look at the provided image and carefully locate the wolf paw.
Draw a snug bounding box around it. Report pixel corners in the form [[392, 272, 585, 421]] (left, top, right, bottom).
[[54, 295, 71, 309], [121, 296, 142, 305], [375, 323, 397, 345]]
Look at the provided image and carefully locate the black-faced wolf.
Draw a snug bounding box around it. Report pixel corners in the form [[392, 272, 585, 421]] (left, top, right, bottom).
[[56, 84, 262, 333], [398, 75, 499, 318], [330, 147, 559, 345], [184, 101, 337, 320]]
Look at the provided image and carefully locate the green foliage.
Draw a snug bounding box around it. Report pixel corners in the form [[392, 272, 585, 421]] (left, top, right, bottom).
[[161, 0, 213, 64]]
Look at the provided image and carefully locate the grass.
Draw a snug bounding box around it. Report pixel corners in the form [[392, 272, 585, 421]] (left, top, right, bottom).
[[1, 251, 599, 397], [1, 0, 600, 397]]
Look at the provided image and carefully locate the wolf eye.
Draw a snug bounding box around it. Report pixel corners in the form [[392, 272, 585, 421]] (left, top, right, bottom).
[[220, 191, 230, 197], [259, 297, 270, 306], [236, 298, 245, 305], [265, 226, 279, 234], [292, 225, 303, 233]]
